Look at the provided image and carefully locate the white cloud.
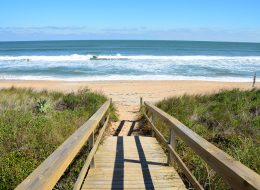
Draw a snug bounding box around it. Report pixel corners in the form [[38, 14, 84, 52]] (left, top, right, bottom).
[[0, 26, 260, 42]]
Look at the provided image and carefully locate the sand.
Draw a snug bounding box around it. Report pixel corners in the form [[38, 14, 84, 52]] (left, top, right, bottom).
[[1, 80, 258, 135], [0, 80, 258, 119]]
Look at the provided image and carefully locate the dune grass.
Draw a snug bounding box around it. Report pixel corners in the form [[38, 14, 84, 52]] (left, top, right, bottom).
[[0, 87, 108, 190], [155, 89, 260, 189]]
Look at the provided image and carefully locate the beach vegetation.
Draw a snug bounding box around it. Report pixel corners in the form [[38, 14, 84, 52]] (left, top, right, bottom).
[[155, 89, 260, 189], [0, 87, 111, 190], [35, 98, 49, 113]]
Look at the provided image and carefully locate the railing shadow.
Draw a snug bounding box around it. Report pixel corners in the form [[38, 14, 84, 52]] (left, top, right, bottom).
[[111, 136, 124, 189], [111, 136, 160, 190], [134, 136, 155, 190], [113, 120, 125, 136], [127, 121, 136, 136], [114, 119, 141, 136]]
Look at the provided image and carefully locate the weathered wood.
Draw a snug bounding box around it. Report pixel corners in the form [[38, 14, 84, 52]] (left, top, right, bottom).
[[151, 112, 156, 137], [88, 132, 95, 168], [140, 97, 143, 111], [144, 113, 168, 144], [15, 101, 110, 190], [144, 101, 260, 190], [167, 145, 204, 190], [82, 136, 186, 190], [144, 112, 202, 189], [168, 128, 176, 164], [74, 114, 110, 190], [253, 72, 256, 87]]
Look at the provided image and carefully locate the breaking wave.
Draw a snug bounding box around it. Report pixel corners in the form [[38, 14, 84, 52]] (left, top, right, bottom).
[[1, 54, 260, 62]]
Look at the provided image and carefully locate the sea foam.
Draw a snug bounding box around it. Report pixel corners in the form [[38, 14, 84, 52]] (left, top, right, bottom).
[[0, 54, 259, 82], [0, 74, 255, 82], [1, 54, 260, 62]]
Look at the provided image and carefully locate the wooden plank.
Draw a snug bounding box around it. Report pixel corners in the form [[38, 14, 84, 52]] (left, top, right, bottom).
[[144, 101, 260, 190], [144, 112, 203, 189], [140, 97, 143, 111], [144, 113, 168, 144], [167, 144, 203, 190], [168, 128, 176, 164], [83, 183, 184, 188], [74, 114, 110, 190], [15, 101, 110, 190], [81, 136, 186, 190]]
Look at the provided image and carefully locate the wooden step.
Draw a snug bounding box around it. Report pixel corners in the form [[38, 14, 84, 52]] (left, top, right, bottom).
[[81, 136, 186, 190]]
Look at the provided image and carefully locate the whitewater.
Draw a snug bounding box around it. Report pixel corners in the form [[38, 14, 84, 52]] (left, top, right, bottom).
[[0, 40, 259, 81]]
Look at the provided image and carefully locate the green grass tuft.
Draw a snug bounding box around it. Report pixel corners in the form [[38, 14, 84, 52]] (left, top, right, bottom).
[[0, 87, 108, 190], [156, 89, 260, 189]]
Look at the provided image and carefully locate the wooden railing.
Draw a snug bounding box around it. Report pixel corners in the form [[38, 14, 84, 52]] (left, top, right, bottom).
[[16, 100, 111, 190], [142, 100, 260, 190]]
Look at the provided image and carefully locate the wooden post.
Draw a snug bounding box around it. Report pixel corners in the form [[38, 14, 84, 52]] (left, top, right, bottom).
[[168, 128, 176, 165], [140, 97, 143, 111], [15, 101, 110, 190], [99, 116, 105, 128], [253, 72, 256, 88], [142, 102, 260, 190], [151, 112, 155, 137], [88, 132, 95, 168]]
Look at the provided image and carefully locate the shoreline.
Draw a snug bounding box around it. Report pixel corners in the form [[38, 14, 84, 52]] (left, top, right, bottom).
[[0, 79, 256, 83], [0, 79, 258, 120], [0, 76, 257, 82]]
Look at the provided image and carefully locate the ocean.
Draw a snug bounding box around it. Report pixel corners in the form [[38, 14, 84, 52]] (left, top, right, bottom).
[[0, 40, 260, 81]]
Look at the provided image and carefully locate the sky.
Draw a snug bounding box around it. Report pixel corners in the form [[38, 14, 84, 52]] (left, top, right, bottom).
[[0, 0, 260, 42]]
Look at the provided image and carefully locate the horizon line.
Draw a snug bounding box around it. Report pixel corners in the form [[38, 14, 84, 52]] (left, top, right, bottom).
[[0, 39, 260, 44]]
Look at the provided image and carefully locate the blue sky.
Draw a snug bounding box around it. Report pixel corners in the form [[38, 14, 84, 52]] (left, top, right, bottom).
[[0, 0, 260, 42]]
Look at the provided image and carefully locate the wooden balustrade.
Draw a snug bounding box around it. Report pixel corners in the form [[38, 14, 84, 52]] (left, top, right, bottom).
[[16, 101, 111, 190], [15, 97, 260, 190], [142, 99, 260, 190]]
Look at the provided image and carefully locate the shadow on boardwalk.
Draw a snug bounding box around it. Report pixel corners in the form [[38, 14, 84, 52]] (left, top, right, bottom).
[[113, 120, 137, 136], [111, 135, 166, 189]]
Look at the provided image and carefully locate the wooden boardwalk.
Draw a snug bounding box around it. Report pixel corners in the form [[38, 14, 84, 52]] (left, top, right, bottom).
[[16, 100, 260, 190], [81, 136, 186, 190]]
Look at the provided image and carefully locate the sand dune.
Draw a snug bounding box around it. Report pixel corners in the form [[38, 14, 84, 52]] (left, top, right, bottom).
[[0, 80, 258, 121]]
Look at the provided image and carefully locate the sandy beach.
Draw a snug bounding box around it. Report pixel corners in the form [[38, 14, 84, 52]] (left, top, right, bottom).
[[0, 80, 258, 120], [2, 1, 260, 189]]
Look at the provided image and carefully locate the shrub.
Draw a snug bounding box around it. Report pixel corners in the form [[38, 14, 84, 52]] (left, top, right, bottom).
[[62, 93, 81, 110], [35, 99, 49, 113], [0, 87, 108, 190], [156, 89, 260, 189]]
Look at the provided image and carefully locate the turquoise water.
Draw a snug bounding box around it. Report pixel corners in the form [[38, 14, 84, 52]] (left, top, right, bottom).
[[0, 40, 260, 81]]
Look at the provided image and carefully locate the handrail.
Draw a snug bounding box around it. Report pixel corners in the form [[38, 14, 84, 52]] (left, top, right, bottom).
[[143, 101, 260, 190], [16, 101, 110, 190], [143, 112, 203, 190], [73, 113, 110, 190]]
